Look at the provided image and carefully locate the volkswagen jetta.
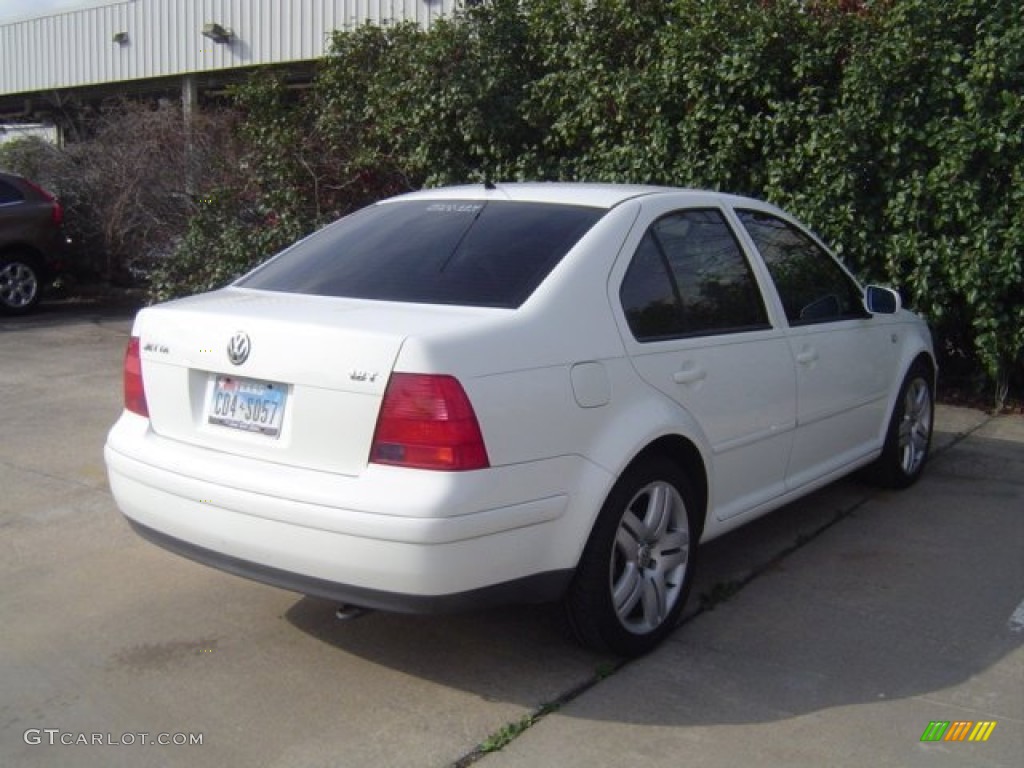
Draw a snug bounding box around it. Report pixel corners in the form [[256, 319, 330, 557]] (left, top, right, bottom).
[[105, 184, 935, 656]]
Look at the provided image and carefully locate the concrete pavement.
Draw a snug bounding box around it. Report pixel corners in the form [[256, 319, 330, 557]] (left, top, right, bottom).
[[1, 306, 610, 768], [1, 303, 1021, 767], [479, 413, 1024, 767]]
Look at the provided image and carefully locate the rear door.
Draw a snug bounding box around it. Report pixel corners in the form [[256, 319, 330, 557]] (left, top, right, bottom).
[[612, 202, 797, 521]]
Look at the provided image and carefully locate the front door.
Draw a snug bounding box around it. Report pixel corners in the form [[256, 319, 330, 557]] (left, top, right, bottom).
[[735, 209, 898, 490]]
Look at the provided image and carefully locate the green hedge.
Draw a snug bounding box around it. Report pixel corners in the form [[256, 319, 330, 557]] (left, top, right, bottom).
[[155, 0, 1022, 403]]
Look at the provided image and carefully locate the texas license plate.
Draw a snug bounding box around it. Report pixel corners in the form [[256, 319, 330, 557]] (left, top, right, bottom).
[[207, 375, 287, 437]]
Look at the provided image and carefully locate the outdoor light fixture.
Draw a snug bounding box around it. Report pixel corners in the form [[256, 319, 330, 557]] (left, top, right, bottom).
[[201, 22, 232, 44], [112, 31, 129, 45]]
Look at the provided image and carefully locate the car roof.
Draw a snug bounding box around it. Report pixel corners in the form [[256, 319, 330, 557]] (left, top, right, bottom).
[[386, 182, 761, 210]]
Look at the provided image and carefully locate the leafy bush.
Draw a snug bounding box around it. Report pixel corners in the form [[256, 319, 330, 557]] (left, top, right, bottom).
[[148, 76, 319, 302], [768, 0, 1023, 404], [93, 0, 1024, 401]]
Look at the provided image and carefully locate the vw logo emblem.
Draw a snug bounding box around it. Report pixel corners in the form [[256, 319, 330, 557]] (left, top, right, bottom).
[[227, 332, 251, 366]]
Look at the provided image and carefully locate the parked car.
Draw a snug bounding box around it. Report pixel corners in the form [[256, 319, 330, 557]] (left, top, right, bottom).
[[104, 184, 935, 656], [0, 170, 68, 314]]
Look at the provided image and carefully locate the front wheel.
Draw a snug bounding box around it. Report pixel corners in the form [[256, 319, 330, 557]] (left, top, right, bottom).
[[872, 361, 934, 488], [0, 255, 42, 314], [565, 457, 697, 657]]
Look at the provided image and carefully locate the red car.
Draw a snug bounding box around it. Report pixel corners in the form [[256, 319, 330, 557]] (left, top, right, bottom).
[[0, 170, 68, 314]]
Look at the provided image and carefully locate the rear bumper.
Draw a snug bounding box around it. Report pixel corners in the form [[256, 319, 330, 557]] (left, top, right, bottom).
[[33, 227, 71, 278], [127, 519, 572, 613], [105, 413, 612, 608]]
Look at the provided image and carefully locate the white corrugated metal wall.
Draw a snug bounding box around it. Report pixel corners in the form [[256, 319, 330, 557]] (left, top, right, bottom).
[[0, 0, 457, 97]]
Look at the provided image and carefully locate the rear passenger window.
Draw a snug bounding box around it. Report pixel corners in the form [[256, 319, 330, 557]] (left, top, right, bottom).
[[620, 209, 769, 341], [0, 180, 24, 205], [737, 210, 867, 325]]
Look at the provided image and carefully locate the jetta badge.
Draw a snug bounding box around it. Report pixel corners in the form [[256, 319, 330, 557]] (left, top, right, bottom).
[[227, 332, 251, 366]]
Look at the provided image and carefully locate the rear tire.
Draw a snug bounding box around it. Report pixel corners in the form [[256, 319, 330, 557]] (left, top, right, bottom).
[[0, 254, 42, 314], [871, 361, 934, 488], [565, 456, 697, 657]]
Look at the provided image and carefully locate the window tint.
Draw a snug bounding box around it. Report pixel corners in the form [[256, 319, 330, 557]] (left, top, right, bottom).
[[620, 209, 769, 341], [737, 210, 866, 325], [0, 180, 24, 205], [238, 200, 604, 309], [620, 231, 687, 340]]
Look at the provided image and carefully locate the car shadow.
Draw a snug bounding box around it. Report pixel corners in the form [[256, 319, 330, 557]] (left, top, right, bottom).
[[284, 426, 1023, 727]]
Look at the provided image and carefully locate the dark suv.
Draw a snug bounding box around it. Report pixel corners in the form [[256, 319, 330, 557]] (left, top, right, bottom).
[[0, 170, 68, 314]]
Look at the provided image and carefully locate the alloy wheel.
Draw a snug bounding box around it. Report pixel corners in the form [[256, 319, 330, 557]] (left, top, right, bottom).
[[898, 377, 932, 476], [0, 260, 39, 309], [610, 480, 691, 635]]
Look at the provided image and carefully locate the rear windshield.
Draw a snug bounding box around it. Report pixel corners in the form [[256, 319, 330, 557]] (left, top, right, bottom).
[[237, 200, 605, 308]]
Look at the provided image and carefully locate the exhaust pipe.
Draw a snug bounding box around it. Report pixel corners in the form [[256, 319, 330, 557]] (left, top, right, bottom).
[[335, 604, 371, 621]]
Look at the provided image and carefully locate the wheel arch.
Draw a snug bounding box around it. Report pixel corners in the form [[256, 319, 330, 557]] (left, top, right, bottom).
[[620, 435, 709, 541], [0, 243, 45, 270], [868, 347, 936, 489], [564, 431, 708, 656], [900, 321, 938, 383], [886, 348, 937, 426], [878, 325, 937, 436], [913, 350, 937, 387]]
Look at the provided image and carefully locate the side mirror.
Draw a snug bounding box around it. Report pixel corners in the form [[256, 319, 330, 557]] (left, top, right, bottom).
[[864, 285, 901, 315]]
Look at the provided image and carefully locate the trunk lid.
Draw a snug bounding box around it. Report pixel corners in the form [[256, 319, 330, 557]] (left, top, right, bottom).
[[133, 289, 417, 476]]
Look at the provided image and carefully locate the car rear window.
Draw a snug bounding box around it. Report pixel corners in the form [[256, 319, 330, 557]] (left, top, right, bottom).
[[237, 200, 605, 308], [0, 179, 25, 205]]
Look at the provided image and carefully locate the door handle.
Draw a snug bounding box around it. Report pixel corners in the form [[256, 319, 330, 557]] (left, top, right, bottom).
[[673, 363, 707, 385], [796, 347, 819, 366]]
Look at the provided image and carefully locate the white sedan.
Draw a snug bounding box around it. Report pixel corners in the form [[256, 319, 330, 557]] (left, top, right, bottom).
[[105, 184, 935, 656]]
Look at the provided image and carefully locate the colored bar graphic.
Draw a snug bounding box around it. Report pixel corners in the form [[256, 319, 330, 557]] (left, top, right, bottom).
[[920, 722, 949, 742], [969, 722, 997, 742], [944, 721, 973, 741], [920, 720, 997, 743]]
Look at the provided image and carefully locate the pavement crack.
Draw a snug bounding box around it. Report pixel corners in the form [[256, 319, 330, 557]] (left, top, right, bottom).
[[451, 671, 618, 768]]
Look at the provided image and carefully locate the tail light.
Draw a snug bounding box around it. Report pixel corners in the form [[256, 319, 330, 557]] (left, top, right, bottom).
[[22, 178, 64, 225], [370, 373, 489, 471], [124, 337, 149, 417]]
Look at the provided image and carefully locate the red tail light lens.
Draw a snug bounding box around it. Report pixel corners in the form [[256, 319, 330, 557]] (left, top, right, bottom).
[[370, 373, 489, 471], [124, 337, 149, 417], [22, 178, 63, 225]]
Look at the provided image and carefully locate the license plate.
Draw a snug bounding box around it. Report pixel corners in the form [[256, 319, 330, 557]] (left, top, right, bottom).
[[207, 375, 287, 437]]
